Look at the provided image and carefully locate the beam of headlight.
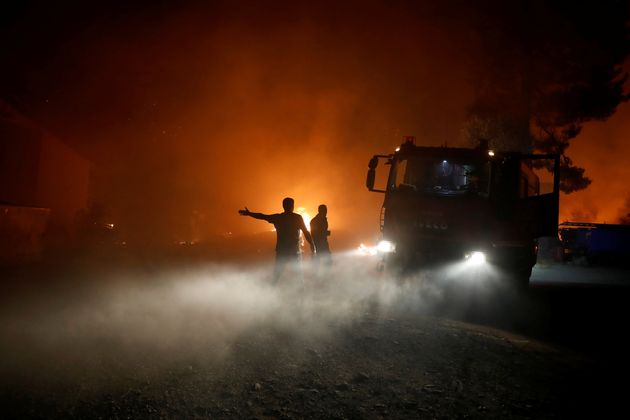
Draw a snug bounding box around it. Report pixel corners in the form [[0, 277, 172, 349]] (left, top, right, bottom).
[[356, 243, 378, 256], [441, 252, 503, 288], [466, 251, 486, 265]]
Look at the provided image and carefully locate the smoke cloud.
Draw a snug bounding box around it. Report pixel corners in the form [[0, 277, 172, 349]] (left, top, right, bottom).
[[0, 253, 520, 399], [17, 1, 479, 244], [4, 1, 627, 237], [560, 99, 630, 224]]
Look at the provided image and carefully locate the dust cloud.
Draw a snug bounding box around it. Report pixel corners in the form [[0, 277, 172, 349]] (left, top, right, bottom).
[[0, 252, 516, 396]]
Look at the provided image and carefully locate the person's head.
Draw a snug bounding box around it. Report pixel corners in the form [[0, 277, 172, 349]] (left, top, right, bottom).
[[282, 197, 295, 212], [318, 204, 327, 216]]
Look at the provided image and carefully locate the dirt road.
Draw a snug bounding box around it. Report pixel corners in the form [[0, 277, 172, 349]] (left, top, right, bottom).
[[1, 254, 628, 419]]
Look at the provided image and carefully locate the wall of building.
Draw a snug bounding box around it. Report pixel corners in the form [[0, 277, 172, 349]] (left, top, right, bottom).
[[0, 106, 41, 206], [0, 205, 50, 263], [36, 132, 92, 228], [0, 100, 92, 259]]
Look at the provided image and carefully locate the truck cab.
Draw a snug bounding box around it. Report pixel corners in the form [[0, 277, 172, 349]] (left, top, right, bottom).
[[367, 138, 560, 284]]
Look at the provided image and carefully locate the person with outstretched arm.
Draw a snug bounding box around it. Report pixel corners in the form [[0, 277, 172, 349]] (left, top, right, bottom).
[[239, 197, 314, 283]]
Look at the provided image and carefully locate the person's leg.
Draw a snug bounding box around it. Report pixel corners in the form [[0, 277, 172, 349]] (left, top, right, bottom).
[[273, 255, 287, 284], [293, 254, 305, 306], [316, 242, 332, 276], [312, 251, 320, 277], [325, 251, 333, 268], [319, 251, 332, 278], [296, 253, 304, 287], [284, 254, 303, 286]]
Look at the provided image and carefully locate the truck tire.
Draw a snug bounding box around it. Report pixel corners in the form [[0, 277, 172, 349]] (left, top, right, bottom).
[[511, 265, 532, 292]]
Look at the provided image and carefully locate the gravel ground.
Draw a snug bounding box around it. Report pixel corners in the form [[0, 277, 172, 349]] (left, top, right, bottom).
[[0, 255, 628, 419]]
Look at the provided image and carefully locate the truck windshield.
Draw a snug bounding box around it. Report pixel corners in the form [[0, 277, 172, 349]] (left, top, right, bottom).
[[391, 156, 490, 196]]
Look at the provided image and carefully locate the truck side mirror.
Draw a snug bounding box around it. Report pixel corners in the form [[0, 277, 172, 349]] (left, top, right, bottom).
[[366, 168, 376, 190], [366, 155, 388, 193], [366, 156, 379, 190]]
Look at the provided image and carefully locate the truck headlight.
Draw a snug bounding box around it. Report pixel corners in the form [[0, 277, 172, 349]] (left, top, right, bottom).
[[465, 251, 486, 265], [377, 240, 396, 253]]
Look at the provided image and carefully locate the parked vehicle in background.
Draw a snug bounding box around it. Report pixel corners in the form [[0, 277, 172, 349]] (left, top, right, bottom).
[[559, 222, 630, 266]]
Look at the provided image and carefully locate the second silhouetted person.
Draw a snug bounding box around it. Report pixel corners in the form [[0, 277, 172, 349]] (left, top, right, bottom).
[[310, 204, 332, 268]]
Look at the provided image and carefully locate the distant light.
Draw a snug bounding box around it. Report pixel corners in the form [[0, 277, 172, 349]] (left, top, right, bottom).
[[465, 251, 486, 265], [395, 147, 400, 152], [442, 160, 447, 163], [488, 150, 495, 156], [377, 240, 396, 253], [106, 223, 115, 229]]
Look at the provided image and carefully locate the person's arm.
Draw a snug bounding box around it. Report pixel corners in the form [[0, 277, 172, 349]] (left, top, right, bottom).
[[299, 216, 315, 253], [238, 207, 272, 222]]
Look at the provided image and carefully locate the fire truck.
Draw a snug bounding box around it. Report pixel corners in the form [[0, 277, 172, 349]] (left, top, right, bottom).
[[366, 137, 560, 285]]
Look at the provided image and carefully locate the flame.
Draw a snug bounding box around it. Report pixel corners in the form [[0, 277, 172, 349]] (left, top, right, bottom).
[[296, 207, 312, 230]]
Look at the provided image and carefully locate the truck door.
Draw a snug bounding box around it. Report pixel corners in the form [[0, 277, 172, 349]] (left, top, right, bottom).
[[514, 155, 560, 238]]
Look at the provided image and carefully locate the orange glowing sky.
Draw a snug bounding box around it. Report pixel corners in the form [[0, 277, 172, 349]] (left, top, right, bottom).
[[560, 97, 630, 224], [2, 1, 628, 244]]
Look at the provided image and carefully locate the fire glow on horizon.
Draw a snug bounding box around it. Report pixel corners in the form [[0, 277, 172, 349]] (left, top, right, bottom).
[[3, 1, 628, 245], [296, 207, 312, 229]]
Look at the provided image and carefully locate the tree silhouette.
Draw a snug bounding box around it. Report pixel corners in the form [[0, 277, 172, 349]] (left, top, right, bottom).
[[464, 0, 629, 193], [619, 193, 630, 224]]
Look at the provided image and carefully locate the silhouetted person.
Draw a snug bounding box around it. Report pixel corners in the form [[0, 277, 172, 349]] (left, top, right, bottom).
[[239, 197, 314, 283], [310, 204, 332, 269]]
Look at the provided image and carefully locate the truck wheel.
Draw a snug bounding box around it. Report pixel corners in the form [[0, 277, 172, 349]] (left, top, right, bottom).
[[511, 266, 532, 292]]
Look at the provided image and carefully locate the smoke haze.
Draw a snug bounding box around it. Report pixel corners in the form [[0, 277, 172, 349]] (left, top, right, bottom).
[[2, 0, 628, 243], [0, 253, 521, 399], [8, 1, 482, 243], [560, 98, 630, 223]]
